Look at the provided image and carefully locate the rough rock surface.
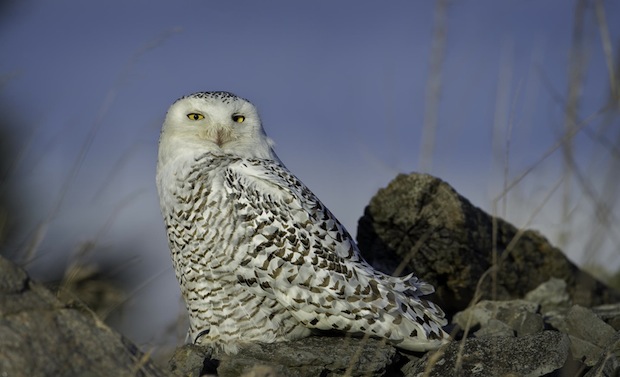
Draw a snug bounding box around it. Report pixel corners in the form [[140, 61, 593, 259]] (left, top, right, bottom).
[[169, 344, 214, 377], [405, 331, 569, 377], [216, 336, 398, 377], [593, 303, 620, 331], [356, 173, 620, 315], [453, 299, 544, 337], [0, 255, 168, 377], [445, 279, 620, 376], [553, 305, 617, 366], [584, 332, 620, 377], [524, 277, 572, 314]]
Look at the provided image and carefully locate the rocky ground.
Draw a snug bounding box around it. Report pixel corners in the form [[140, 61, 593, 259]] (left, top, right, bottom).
[[1, 173, 620, 376]]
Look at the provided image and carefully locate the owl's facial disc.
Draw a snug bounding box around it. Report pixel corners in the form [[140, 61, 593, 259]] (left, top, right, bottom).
[[161, 92, 278, 161]]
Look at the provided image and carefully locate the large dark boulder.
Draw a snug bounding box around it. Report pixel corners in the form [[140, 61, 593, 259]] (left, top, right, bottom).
[[357, 173, 620, 315]]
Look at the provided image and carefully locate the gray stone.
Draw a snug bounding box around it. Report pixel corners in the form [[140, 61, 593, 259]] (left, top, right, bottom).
[[592, 303, 620, 331], [453, 299, 543, 337], [474, 319, 515, 337], [553, 305, 617, 366], [509, 310, 545, 336], [569, 336, 606, 367], [169, 344, 213, 377], [405, 331, 569, 377], [216, 336, 398, 377], [239, 365, 284, 377], [563, 305, 616, 346], [0, 255, 168, 377], [524, 278, 572, 314], [584, 332, 620, 377]]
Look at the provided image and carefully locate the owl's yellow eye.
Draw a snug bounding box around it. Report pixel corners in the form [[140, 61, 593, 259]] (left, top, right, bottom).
[[232, 115, 245, 123], [187, 113, 205, 121]]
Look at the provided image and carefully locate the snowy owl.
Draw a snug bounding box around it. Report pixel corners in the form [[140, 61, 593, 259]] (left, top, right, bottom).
[[156, 91, 448, 355]]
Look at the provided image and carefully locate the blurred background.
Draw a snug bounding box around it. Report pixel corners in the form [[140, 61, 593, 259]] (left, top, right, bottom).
[[1, 0, 618, 359]]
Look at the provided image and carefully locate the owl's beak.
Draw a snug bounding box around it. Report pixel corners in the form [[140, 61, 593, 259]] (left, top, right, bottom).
[[215, 129, 236, 147], [199, 126, 235, 147]]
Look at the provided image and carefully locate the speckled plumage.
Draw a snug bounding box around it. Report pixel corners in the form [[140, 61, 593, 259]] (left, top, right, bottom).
[[156, 91, 448, 354]]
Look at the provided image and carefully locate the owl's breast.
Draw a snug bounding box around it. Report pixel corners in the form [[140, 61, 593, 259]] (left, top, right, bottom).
[[159, 161, 240, 278]]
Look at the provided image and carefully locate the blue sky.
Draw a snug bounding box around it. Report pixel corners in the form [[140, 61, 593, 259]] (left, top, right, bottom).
[[1, 0, 618, 350]]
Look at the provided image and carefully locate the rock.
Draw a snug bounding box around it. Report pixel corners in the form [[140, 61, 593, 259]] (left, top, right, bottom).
[[592, 303, 620, 331], [404, 331, 569, 377], [216, 336, 398, 377], [356, 173, 620, 316], [583, 332, 620, 377], [239, 365, 284, 377], [473, 318, 515, 337], [0, 255, 168, 377], [509, 310, 546, 336], [552, 305, 616, 366], [524, 278, 572, 314], [453, 299, 543, 337], [524, 278, 572, 332], [169, 344, 215, 377]]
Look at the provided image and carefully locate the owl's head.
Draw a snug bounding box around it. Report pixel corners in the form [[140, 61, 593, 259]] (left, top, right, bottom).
[[159, 91, 278, 164]]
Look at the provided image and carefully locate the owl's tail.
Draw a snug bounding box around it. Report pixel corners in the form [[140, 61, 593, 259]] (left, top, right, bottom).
[[374, 272, 449, 351]]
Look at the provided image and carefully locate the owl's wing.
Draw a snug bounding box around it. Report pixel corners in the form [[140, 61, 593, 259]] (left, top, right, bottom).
[[228, 158, 365, 260], [226, 158, 447, 351]]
